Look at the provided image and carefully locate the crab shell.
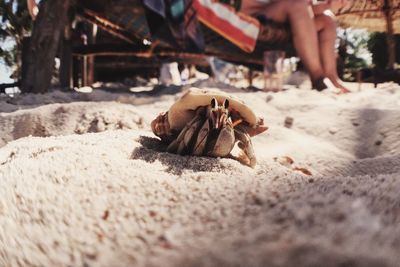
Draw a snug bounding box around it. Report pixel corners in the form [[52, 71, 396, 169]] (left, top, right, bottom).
[[167, 88, 259, 132]]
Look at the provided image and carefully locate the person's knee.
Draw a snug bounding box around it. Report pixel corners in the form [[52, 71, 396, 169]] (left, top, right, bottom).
[[284, 0, 314, 19], [259, 0, 309, 22], [283, 0, 308, 11], [318, 14, 337, 32]]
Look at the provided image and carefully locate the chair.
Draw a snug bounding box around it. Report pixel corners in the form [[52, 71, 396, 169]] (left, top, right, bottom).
[[67, 0, 294, 86]]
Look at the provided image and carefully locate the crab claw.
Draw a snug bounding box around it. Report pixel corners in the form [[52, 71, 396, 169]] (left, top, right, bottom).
[[238, 117, 268, 138], [235, 126, 257, 168]]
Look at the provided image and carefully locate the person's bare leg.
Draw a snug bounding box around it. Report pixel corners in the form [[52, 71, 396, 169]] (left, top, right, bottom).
[[315, 14, 350, 93], [241, 0, 330, 90]]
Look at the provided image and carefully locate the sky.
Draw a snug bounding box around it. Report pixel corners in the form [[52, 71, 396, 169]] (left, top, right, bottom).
[[0, 38, 14, 84], [0, 63, 13, 84]]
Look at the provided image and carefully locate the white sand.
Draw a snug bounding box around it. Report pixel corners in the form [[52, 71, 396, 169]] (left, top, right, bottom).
[[1, 81, 400, 267]]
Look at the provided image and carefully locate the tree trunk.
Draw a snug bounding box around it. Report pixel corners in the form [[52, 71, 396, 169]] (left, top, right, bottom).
[[384, 0, 396, 69], [59, 38, 73, 89], [21, 0, 73, 93]]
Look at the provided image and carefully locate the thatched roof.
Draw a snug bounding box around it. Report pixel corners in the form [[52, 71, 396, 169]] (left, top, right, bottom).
[[336, 0, 400, 33]]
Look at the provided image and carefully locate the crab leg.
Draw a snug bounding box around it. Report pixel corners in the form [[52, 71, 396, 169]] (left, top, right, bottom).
[[208, 123, 235, 158], [234, 126, 257, 168], [177, 118, 204, 154], [167, 116, 200, 154], [167, 107, 206, 154], [193, 119, 210, 156]]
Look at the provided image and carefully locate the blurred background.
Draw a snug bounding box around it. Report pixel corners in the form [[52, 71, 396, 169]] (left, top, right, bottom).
[[1, 0, 399, 93]]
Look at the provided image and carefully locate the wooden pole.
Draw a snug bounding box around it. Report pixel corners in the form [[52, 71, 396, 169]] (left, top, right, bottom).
[[248, 69, 253, 86], [59, 25, 73, 89], [384, 0, 396, 69], [21, 37, 30, 85], [21, 0, 73, 93], [72, 56, 81, 88], [86, 24, 97, 86], [82, 33, 88, 87]]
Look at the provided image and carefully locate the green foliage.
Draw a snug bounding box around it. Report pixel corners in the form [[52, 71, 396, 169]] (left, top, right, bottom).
[[0, 0, 33, 79], [367, 32, 400, 70], [345, 53, 368, 70], [337, 28, 370, 70]]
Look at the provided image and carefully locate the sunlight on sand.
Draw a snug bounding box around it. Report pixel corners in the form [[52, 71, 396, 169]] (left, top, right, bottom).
[[1, 80, 400, 267]]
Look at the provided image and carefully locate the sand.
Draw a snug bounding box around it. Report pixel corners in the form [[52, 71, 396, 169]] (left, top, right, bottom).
[[1, 81, 400, 267]]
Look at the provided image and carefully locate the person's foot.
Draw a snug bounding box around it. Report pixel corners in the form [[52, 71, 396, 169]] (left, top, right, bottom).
[[311, 77, 329, 91], [312, 77, 337, 91], [312, 77, 351, 95], [335, 87, 351, 94], [328, 76, 351, 94]]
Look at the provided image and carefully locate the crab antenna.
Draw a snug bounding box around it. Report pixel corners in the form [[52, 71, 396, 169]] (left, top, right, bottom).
[[216, 99, 229, 127], [214, 110, 220, 129], [219, 113, 226, 128], [210, 98, 219, 129]]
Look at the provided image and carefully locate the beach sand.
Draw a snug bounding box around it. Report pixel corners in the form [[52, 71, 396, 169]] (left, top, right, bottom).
[[1, 81, 400, 266]]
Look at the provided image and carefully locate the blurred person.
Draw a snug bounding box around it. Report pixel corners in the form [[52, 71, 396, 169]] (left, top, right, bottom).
[[27, 0, 39, 20], [159, 62, 182, 86], [239, 0, 351, 93]]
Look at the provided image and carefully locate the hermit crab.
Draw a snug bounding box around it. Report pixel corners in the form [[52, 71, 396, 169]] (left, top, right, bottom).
[[151, 88, 268, 167]]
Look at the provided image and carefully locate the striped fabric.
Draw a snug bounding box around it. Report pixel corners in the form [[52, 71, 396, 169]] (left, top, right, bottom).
[[108, 12, 152, 41], [193, 0, 260, 52]]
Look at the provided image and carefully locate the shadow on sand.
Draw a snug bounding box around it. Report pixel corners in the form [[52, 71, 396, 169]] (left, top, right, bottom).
[[130, 135, 227, 175], [342, 107, 400, 177]]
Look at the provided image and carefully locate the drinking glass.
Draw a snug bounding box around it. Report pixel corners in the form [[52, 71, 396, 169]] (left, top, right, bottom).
[[264, 50, 286, 92]]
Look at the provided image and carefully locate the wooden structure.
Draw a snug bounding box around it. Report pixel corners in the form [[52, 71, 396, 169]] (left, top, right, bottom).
[[21, 0, 73, 93], [336, 0, 400, 69], [21, 0, 292, 93]]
